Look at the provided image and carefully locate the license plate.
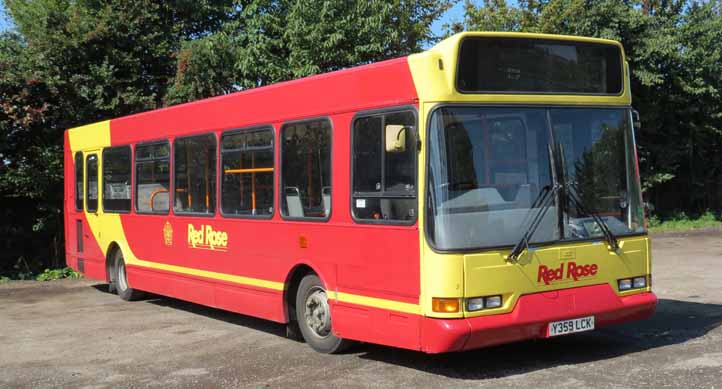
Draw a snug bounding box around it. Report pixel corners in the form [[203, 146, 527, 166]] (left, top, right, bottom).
[[548, 316, 595, 337]]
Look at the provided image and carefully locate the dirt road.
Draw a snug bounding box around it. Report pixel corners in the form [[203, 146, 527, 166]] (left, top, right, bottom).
[[2, 231, 721, 388]]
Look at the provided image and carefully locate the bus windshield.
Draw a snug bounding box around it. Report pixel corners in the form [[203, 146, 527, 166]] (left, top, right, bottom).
[[426, 106, 645, 251]]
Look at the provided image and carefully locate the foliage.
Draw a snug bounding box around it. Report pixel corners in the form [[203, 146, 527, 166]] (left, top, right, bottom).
[[455, 0, 722, 216], [35, 267, 81, 281], [0, 276, 10, 284], [647, 211, 722, 233], [165, 0, 452, 104]]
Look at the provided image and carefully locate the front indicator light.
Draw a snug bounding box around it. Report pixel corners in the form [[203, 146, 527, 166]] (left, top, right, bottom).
[[484, 295, 502, 309], [432, 298, 460, 313], [618, 278, 632, 290], [633, 276, 647, 288]]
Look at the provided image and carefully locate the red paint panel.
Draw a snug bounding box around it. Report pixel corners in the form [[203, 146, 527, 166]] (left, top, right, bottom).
[[420, 285, 658, 353], [109, 58, 416, 145], [332, 302, 422, 350]]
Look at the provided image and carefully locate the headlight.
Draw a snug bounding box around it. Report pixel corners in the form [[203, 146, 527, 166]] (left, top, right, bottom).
[[618, 278, 632, 290], [633, 276, 647, 289], [466, 295, 503, 311]]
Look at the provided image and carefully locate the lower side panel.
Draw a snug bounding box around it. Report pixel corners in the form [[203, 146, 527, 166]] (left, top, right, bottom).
[[127, 265, 286, 323], [66, 253, 106, 282], [331, 302, 422, 351]]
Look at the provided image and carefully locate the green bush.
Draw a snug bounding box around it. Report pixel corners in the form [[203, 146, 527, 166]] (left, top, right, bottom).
[[648, 211, 722, 233], [0, 276, 10, 285], [35, 267, 82, 281]]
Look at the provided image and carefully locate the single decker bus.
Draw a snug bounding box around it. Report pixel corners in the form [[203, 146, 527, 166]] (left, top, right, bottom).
[[64, 32, 657, 354]]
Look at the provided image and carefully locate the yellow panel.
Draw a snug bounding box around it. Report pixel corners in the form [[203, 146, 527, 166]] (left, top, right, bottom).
[[67, 120, 112, 153], [408, 31, 631, 106]]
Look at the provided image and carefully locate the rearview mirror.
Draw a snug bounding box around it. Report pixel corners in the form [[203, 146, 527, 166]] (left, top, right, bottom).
[[385, 125, 407, 153], [632, 109, 641, 130]]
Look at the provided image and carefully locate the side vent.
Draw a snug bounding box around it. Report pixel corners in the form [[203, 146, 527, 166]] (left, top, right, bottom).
[[76, 220, 83, 253]]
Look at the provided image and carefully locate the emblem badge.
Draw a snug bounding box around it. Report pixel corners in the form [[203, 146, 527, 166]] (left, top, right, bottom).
[[163, 221, 173, 246]]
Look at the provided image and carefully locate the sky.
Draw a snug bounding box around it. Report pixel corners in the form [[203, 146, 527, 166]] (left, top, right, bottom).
[[0, 2, 11, 33], [0, 2, 470, 37]]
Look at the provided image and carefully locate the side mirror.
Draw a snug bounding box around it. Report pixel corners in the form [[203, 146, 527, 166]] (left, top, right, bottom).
[[385, 125, 407, 153], [632, 109, 641, 130]]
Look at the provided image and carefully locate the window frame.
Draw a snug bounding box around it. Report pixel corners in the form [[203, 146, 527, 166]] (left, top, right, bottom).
[[85, 153, 99, 213], [220, 125, 276, 220], [279, 117, 333, 222], [350, 106, 419, 226], [101, 145, 133, 214], [172, 132, 219, 217], [134, 139, 171, 215], [74, 152, 84, 211], [423, 103, 648, 255]]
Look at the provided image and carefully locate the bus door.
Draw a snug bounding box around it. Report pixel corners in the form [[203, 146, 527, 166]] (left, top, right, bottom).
[[82, 151, 105, 271]]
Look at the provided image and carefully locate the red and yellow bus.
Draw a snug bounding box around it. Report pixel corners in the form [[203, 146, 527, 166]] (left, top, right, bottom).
[[64, 32, 657, 354]]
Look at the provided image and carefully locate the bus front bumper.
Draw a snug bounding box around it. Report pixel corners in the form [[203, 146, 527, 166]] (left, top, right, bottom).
[[420, 284, 657, 353]]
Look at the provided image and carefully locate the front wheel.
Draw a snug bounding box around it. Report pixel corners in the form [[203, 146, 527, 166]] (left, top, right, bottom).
[[112, 249, 145, 301], [295, 274, 352, 353]]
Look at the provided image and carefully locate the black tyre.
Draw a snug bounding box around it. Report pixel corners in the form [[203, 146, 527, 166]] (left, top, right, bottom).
[[112, 249, 145, 301], [295, 274, 352, 353]]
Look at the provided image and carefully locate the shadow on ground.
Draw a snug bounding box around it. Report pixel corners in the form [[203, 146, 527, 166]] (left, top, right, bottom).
[[355, 298, 722, 379], [92, 283, 287, 338], [91, 284, 722, 379]]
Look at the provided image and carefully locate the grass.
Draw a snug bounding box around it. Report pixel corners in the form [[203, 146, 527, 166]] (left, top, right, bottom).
[[0, 267, 81, 283], [35, 267, 82, 281], [648, 211, 722, 233]]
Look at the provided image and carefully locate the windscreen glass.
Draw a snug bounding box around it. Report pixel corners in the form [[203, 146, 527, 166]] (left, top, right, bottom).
[[427, 106, 645, 251], [457, 37, 623, 95]]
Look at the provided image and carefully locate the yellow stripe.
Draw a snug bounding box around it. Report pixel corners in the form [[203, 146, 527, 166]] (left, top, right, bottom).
[[335, 292, 421, 315], [131, 260, 285, 291]]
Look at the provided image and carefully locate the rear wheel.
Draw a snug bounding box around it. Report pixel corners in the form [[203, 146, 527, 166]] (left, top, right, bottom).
[[295, 274, 352, 353], [112, 249, 145, 301]]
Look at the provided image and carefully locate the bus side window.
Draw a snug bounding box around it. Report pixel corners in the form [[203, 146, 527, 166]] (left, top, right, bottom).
[[174, 134, 217, 215], [280, 119, 332, 220], [352, 110, 417, 223], [86, 154, 98, 212], [135, 141, 170, 213], [75, 152, 84, 211], [102, 146, 132, 213], [221, 127, 274, 217]]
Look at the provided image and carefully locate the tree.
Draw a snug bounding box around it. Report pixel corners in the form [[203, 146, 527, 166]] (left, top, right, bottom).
[[166, 0, 453, 104], [0, 0, 232, 274]]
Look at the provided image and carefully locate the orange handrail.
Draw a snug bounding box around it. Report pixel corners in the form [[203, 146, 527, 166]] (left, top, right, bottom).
[[149, 189, 169, 211], [224, 167, 274, 174]]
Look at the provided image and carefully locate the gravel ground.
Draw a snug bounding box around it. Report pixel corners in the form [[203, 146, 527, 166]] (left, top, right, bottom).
[[1, 230, 721, 388]]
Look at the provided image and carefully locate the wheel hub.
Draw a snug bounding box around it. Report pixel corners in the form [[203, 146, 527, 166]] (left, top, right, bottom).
[[304, 288, 331, 338]]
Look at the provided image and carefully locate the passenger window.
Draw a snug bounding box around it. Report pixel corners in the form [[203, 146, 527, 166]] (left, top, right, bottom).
[[75, 152, 84, 211], [221, 127, 274, 217], [281, 119, 331, 219], [86, 154, 98, 212], [135, 142, 170, 213], [174, 134, 216, 214], [352, 110, 417, 222], [102, 146, 132, 212]]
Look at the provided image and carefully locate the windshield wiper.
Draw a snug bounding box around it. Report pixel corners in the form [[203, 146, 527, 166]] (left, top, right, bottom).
[[566, 189, 620, 251], [507, 184, 561, 263]]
